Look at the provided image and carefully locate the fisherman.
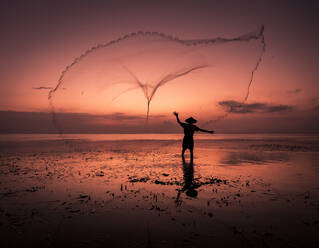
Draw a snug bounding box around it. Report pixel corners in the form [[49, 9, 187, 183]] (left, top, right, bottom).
[[174, 112, 214, 164]]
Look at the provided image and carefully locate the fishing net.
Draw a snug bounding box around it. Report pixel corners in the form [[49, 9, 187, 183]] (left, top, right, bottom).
[[49, 26, 265, 133]]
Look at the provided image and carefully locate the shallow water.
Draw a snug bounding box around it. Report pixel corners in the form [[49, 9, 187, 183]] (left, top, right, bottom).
[[1, 135, 319, 247]]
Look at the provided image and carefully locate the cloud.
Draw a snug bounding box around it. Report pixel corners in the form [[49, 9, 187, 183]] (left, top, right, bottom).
[[103, 112, 147, 121], [0, 111, 172, 133], [218, 100, 293, 114], [52, 112, 156, 123], [313, 105, 319, 111], [32, 86, 53, 90], [1, 110, 318, 134], [311, 97, 319, 104], [94, 112, 166, 121], [287, 88, 302, 94], [32, 86, 67, 90]]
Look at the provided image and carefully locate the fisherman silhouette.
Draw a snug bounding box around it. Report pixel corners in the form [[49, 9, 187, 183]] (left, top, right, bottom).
[[174, 112, 214, 164]]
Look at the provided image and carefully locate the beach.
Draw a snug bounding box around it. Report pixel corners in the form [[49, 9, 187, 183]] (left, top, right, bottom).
[[1, 133, 319, 247]]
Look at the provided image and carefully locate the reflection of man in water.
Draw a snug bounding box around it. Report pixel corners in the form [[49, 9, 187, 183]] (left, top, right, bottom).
[[175, 162, 200, 203], [182, 162, 198, 197], [174, 112, 214, 164]]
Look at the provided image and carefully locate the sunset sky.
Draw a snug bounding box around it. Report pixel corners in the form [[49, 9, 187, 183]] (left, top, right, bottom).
[[0, 0, 318, 133]]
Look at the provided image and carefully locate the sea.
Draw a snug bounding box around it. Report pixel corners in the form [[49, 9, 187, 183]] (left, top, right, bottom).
[[0, 133, 318, 142]]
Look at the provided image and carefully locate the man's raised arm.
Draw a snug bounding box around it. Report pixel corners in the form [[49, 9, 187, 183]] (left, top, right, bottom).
[[173, 112, 184, 126]]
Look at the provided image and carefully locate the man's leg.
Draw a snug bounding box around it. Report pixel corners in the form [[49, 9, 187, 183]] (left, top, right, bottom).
[[190, 148, 194, 164], [190, 141, 194, 164], [182, 147, 186, 164]]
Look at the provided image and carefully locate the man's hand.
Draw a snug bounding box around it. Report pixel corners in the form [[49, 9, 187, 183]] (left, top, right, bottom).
[[209, 130, 215, 134], [173, 111, 178, 116]]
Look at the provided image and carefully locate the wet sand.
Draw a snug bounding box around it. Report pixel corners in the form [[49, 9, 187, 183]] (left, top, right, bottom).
[[1, 135, 319, 247]]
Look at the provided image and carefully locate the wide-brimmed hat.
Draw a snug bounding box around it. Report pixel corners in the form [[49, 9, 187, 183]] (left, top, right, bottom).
[[185, 117, 197, 124]]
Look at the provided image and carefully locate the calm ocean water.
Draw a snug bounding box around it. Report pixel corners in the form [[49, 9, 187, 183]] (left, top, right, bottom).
[[0, 133, 318, 142]]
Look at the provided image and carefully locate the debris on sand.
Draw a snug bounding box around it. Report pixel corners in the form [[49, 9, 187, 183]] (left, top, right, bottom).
[[25, 185, 45, 192], [78, 193, 90, 199], [95, 171, 104, 176], [129, 177, 150, 183], [202, 177, 227, 185], [154, 180, 167, 185], [250, 143, 319, 152]]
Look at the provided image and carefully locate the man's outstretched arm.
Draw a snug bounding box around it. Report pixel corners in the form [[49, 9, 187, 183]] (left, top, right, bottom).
[[198, 127, 214, 134]]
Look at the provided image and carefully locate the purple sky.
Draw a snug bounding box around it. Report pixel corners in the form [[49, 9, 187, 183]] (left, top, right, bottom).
[[0, 0, 318, 133]]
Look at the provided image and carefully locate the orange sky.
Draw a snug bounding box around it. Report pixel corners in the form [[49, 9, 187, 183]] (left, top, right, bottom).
[[0, 0, 318, 133]]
